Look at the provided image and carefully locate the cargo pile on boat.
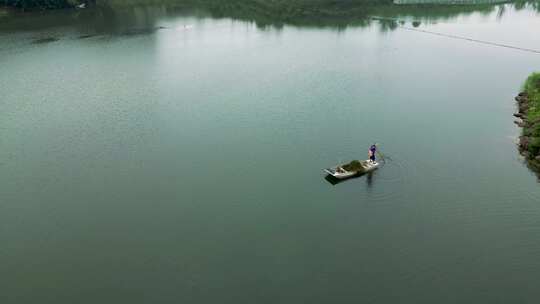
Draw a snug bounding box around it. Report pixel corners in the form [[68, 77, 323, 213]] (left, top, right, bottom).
[[342, 160, 367, 173]]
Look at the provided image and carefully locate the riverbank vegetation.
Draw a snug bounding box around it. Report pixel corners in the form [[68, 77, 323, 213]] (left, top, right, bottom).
[[516, 72, 540, 171]]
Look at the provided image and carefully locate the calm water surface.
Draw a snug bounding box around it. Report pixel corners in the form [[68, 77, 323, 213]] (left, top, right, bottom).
[[1, 2, 540, 303]]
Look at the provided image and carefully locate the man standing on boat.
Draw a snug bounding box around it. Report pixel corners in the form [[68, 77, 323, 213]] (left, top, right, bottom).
[[369, 144, 377, 163]]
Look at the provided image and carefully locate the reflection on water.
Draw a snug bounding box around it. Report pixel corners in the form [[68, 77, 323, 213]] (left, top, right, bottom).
[[1, 0, 539, 56], [1, 0, 539, 35], [366, 171, 375, 188]]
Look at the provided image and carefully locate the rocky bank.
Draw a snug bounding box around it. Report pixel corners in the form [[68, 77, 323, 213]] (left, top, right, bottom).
[[515, 91, 540, 173]]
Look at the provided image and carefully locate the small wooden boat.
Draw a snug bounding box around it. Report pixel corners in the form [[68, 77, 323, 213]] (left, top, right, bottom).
[[324, 160, 380, 180]]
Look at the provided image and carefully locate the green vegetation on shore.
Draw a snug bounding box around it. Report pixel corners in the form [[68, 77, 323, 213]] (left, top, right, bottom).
[[523, 73, 540, 155], [523, 73, 540, 120], [516, 72, 540, 172]]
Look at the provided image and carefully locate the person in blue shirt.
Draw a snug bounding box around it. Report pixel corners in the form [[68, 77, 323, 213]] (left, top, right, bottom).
[[369, 144, 377, 163]]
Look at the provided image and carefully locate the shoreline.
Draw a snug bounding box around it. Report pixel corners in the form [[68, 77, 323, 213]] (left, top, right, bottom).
[[515, 73, 540, 175]]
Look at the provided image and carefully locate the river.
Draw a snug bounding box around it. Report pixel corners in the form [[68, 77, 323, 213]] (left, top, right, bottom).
[[1, 2, 540, 303]]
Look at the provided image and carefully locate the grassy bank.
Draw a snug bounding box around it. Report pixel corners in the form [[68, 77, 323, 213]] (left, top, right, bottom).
[[516, 72, 540, 171]]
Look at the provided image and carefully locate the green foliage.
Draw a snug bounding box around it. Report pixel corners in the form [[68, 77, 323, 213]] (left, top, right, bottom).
[[523, 72, 540, 95], [524, 73, 540, 121], [523, 72, 540, 155], [529, 137, 540, 156]]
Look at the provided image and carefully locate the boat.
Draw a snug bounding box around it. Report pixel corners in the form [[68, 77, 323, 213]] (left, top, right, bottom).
[[324, 160, 380, 180]]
